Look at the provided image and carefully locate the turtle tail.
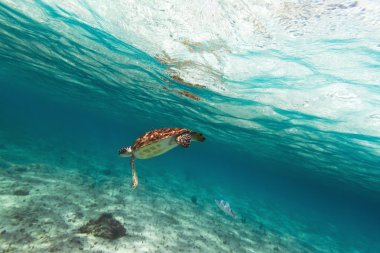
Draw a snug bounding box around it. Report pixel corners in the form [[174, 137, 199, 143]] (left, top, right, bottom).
[[191, 132, 206, 142]]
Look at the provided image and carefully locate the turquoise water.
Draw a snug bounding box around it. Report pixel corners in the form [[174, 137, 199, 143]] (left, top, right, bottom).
[[1, 1, 380, 252]]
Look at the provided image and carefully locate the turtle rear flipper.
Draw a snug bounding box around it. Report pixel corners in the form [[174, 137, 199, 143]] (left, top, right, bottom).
[[191, 132, 206, 142], [130, 155, 138, 189]]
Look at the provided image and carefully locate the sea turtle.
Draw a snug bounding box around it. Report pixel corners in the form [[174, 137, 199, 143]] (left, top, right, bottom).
[[118, 128, 205, 189]]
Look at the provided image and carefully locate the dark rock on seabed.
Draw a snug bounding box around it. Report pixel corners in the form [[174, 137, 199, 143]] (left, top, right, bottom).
[[13, 189, 29, 196], [79, 213, 126, 240]]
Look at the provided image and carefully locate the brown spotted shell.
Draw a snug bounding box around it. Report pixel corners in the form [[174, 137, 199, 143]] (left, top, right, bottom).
[[132, 128, 191, 151]]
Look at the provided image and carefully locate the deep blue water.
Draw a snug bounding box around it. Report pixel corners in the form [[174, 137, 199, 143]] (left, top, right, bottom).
[[1, 1, 380, 252]]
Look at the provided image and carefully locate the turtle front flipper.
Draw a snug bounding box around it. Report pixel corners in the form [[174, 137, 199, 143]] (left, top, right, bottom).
[[190, 132, 205, 142], [130, 155, 138, 189]]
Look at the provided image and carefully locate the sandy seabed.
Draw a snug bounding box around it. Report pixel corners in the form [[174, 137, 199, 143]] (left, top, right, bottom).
[[0, 147, 309, 253]]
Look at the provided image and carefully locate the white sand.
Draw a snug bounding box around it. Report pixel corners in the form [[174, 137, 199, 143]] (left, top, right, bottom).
[[0, 151, 309, 252]]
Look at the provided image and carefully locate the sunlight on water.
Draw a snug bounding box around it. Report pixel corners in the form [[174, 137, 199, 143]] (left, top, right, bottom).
[[1, 1, 380, 252]]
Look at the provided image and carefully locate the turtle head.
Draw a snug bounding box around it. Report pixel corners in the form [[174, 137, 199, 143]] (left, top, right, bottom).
[[176, 133, 192, 148], [118, 146, 133, 157]]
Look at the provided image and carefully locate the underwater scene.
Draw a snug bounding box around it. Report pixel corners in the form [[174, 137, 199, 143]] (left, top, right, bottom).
[[1, 1, 380, 252]]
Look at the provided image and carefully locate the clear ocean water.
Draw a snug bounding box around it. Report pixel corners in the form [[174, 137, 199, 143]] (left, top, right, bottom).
[[1, 1, 380, 252]]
